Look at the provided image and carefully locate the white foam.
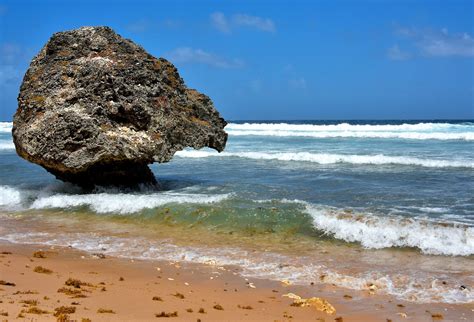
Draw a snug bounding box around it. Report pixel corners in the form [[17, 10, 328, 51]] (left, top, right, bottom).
[[305, 204, 474, 256], [0, 122, 12, 133], [0, 186, 22, 206], [0, 139, 15, 150], [226, 122, 473, 132], [30, 191, 231, 214], [175, 150, 474, 168], [226, 129, 474, 140], [1, 230, 472, 304], [225, 122, 474, 140]]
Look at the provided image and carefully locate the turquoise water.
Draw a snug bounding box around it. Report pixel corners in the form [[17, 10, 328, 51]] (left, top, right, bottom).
[[0, 120, 473, 303]]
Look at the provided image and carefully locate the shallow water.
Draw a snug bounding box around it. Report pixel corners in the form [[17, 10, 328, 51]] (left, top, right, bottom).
[[0, 120, 473, 303]]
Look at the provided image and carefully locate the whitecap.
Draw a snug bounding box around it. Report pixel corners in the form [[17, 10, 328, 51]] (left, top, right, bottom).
[[225, 122, 474, 132], [175, 150, 474, 168], [30, 191, 231, 214], [0, 139, 15, 150], [304, 204, 474, 256], [0, 122, 13, 133], [0, 185, 22, 206], [226, 129, 474, 140]]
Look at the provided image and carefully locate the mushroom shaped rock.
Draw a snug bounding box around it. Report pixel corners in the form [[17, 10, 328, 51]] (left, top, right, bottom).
[[13, 26, 227, 187]]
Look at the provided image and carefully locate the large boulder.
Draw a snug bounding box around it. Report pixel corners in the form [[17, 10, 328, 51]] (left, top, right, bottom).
[[13, 26, 227, 187]]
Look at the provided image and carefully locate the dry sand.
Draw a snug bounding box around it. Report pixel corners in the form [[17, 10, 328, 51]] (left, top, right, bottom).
[[0, 241, 472, 321]]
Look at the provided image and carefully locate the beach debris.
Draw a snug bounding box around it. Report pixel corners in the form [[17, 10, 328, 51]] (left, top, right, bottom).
[[92, 253, 106, 259], [167, 278, 175, 281], [156, 311, 178, 318], [56, 313, 70, 322], [343, 294, 353, 299], [152, 296, 163, 301], [184, 282, 189, 286], [57, 287, 86, 298], [0, 251, 12, 255], [119, 277, 124, 281], [431, 313, 444, 320], [32, 251, 46, 258], [13, 290, 39, 295], [13, 26, 227, 188], [33, 266, 53, 274], [97, 308, 115, 314], [156, 267, 161, 271], [397, 312, 408, 318], [81, 319, 92, 322], [65, 278, 89, 288], [20, 299, 38, 306], [205, 260, 218, 266], [367, 283, 378, 294], [54, 306, 76, 317], [198, 308, 206, 314], [213, 304, 224, 310], [280, 280, 291, 286], [0, 280, 16, 287], [335, 317, 344, 322], [247, 282, 256, 288], [283, 293, 336, 315], [237, 305, 253, 310], [173, 292, 185, 299], [25, 306, 50, 314]]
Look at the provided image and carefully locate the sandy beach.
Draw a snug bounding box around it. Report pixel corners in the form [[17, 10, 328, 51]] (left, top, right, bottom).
[[0, 241, 471, 321]]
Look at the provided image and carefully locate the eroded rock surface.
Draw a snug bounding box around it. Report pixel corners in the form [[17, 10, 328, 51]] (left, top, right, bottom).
[[13, 26, 227, 187]]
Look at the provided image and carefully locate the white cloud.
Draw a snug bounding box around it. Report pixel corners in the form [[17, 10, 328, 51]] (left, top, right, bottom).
[[387, 44, 411, 60], [210, 12, 276, 33], [289, 77, 307, 90], [395, 26, 474, 57], [233, 14, 276, 32], [126, 19, 152, 33], [210, 12, 230, 33], [165, 47, 244, 69]]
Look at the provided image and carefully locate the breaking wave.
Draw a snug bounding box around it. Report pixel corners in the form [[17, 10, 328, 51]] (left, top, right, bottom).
[[175, 150, 474, 168], [0, 139, 14, 150], [30, 191, 232, 214], [304, 203, 474, 256], [0, 122, 12, 133], [0, 185, 231, 214], [225, 122, 474, 140], [0, 186, 21, 207], [226, 122, 474, 132]]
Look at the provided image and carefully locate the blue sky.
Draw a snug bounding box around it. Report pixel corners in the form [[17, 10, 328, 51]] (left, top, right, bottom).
[[0, 0, 473, 120]]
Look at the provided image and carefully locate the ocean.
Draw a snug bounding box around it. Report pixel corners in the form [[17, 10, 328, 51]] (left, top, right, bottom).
[[0, 120, 473, 304]]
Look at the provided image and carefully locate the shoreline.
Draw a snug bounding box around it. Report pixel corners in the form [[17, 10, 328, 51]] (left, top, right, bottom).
[[1, 241, 472, 321]]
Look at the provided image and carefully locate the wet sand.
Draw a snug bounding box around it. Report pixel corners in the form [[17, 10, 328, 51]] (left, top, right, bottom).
[[0, 241, 472, 321]]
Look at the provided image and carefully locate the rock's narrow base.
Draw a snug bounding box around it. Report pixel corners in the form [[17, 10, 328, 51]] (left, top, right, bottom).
[[45, 162, 157, 189]]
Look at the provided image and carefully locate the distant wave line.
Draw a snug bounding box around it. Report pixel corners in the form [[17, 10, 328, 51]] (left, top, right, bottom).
[[225, 129, 474, 140], [226, 122, 474, 132]]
